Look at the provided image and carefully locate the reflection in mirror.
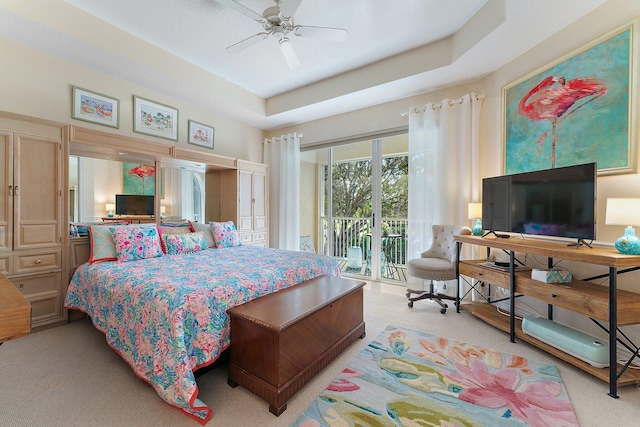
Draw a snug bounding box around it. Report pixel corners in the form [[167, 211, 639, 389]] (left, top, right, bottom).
[[70, 156, 205, 223], [69, 156, 79, 222]]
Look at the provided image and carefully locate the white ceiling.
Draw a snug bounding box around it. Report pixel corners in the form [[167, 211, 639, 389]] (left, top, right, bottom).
[[1, 0, 608, 129]]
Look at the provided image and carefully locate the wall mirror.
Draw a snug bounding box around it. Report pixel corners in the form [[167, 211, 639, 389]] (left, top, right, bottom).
[[68, 154, 206, 224]]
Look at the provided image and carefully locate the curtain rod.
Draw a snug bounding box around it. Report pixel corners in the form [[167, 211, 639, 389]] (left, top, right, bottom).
[[400, 93, 485, 117], [264, 132, 302, 143]]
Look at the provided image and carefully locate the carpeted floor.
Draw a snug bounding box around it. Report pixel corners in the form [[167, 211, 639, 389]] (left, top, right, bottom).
[[1, 281, 639, 426]]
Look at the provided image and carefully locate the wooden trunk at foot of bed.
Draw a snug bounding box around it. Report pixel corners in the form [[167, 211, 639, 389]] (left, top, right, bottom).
[[226, 275, 366, 416]]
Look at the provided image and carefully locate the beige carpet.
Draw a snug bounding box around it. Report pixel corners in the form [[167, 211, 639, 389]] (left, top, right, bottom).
[[1, 281, 639, 426]]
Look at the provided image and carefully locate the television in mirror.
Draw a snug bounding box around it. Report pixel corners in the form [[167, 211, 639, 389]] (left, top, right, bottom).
[[115, 194, 155, 216]]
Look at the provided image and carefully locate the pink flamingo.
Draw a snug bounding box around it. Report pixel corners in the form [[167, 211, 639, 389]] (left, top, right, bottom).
[[519, 75, 608, 167], [128, 164, 155, 194]]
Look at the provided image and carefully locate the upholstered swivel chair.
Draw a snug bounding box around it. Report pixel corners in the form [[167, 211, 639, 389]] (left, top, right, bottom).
[[406, 224, 471, 313]]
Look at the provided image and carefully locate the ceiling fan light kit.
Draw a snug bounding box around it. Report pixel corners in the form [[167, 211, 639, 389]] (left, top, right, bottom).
[[215, 0, 348, 69]]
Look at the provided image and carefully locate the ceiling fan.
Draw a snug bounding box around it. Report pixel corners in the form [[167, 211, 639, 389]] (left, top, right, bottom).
[[214, 0, 348, 69]]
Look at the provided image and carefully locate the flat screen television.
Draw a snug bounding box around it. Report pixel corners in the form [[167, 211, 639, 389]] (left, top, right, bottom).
[[115, 194, 155, 216], [482, 163, 596, 242]]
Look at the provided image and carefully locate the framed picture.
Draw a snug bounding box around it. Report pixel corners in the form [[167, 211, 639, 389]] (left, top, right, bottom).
[[133, 96, 178, 141], [71, 86, 119, 128], [188, 120, 215, 149], [503, 20, 638, 176]]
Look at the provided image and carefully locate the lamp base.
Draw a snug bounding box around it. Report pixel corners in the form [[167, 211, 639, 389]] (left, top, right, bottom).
[[107, 212, 114, 218], [472, 219, 483, 236], [615, 226, 640, 255]]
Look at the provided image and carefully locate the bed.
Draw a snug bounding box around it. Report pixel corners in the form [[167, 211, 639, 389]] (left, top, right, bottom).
[[64, 240, 340, 424]]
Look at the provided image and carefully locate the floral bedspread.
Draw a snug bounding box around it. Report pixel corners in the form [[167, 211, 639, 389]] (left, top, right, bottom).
[[64, 245, 340, 424]]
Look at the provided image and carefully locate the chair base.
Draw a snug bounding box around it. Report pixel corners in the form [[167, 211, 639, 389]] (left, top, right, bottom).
[[406, 280, 454, 314]]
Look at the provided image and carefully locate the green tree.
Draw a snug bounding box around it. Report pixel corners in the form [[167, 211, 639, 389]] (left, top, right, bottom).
[[325, 156, 408, 258]]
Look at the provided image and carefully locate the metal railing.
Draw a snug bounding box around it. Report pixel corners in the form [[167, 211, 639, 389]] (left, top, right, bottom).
[[321, 216, 408, 266]]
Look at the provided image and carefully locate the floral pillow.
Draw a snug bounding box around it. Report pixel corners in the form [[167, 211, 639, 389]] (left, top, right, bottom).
[[188, 220, 216, 248], [112, 226, 164, 262], [211, 221, 241, 248], [162, 232, 208, 255]]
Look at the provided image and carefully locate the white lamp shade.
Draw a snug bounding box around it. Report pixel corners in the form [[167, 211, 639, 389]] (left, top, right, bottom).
[[105, 203, 115, 212], [160, 205, 166, 215], [605, 198, 640, 226], [468, 202, 482, 220]]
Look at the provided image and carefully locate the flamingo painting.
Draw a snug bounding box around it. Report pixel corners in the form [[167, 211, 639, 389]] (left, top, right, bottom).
[[518, 75, 608, 168], [124, 163, 156, 195], [505, 27, 631, 174]]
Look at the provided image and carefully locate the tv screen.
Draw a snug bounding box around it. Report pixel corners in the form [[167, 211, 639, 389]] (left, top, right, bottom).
[[115, 194, 155, 216], [482, 163, 596, 240]]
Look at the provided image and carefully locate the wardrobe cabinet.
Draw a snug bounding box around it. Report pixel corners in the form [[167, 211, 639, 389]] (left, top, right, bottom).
[[237, 160, 268, 247], [0, 115, 65, 330], [210, 160, 269, 247]]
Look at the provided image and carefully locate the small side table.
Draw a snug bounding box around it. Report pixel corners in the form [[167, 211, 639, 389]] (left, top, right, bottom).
[[0, 274, 31, 345]]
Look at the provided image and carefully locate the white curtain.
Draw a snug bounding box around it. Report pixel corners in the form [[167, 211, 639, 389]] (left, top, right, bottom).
[[407, 93, 483, 260], [264, 133, 301, 250]]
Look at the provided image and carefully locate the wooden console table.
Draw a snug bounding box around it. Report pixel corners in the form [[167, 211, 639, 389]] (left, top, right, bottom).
[[101, 216, 156, 223], [454, 234, 640, 398], [0, 274, 31, 344]]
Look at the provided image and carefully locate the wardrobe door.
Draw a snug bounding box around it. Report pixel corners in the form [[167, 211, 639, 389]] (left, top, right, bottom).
[[13, 133, 61, 250]]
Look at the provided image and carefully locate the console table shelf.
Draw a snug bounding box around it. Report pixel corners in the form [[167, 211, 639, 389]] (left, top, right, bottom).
[[454, 235, 640, 398], [460, 301, 640, 386]]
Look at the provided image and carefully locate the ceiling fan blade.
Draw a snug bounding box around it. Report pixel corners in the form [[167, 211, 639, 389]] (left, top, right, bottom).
[[226, 32, 269, 54], [279, 0, 303, 20], [214, 0, 266, 23], [293, 25, 348, 42], [279, 37, 301, 69]]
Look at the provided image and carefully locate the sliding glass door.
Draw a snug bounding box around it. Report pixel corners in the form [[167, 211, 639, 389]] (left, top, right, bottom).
[[301, 134, 408, 283]]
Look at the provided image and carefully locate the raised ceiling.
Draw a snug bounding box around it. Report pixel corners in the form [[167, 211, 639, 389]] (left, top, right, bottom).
[[1, 0, 608, 129]]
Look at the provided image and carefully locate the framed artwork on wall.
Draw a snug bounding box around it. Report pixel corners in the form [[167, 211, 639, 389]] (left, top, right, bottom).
[[133, 96, 178, 141], [188, 120, 215, 149], [503, 20, 638, 176], [71, 86, 119, 128]]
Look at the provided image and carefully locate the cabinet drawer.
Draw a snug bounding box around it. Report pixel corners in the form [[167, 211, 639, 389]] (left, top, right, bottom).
[[30, 292, 62, 326], [239, 233, 252, 243], [14, 250, 61, 274], [459, 261, 510, 288], [10, 272, 61, 296], [516, 277, 614, 322], [253, 232, 266, 242]]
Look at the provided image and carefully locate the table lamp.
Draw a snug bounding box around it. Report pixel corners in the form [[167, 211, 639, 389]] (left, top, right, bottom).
[[105, 203, 115, 218], [160, 205, 166, 218], [605, 198, 640, 255], [468, 202, 483, 236]]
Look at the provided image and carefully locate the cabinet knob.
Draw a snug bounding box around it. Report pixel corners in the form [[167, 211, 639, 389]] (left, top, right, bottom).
[[35, 259, 42, 264], [14, 185, 18, 196], [8, 185, 12, 196], [551, 294, 557, 298], [19, 283, 24, 290]]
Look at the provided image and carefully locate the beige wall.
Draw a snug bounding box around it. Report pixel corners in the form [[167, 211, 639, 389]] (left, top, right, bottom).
[[0, 38, 264, 163]]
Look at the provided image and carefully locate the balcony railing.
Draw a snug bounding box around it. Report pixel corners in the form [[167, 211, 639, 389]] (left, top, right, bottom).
[[321, 216, 408, 272]]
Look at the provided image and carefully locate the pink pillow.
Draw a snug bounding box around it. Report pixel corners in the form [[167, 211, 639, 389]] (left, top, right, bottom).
[[211, 221, 241, 248], [112, 226, 164, 262]]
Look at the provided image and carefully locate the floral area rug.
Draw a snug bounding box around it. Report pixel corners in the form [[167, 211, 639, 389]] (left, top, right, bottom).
[[294, 325, 578, 427]]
